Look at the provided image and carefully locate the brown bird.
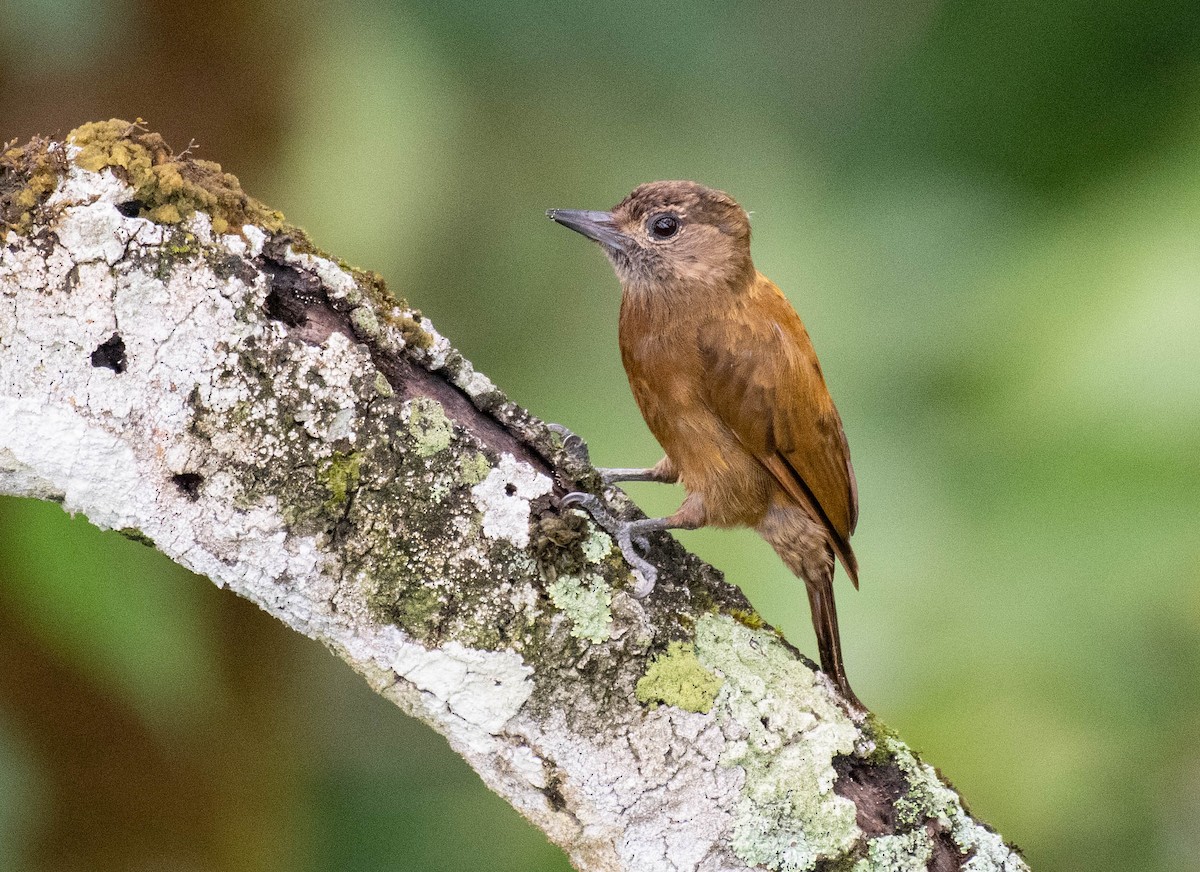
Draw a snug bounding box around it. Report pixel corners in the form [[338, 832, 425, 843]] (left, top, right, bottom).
[[548, 180, 863, 709]]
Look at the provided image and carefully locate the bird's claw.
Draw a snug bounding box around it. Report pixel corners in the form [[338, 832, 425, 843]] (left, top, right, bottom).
[[614, 524, 659, 597], [560, 490, 659, 598], [560, 490, 611, 524], [547, 423, 592, 467]]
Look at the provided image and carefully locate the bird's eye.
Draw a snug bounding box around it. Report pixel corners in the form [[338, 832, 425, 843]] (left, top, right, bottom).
[[648, 214, 680, 239]]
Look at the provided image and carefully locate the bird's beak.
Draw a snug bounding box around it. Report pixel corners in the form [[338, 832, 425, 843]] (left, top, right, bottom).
[[546, 209, 628, 253]]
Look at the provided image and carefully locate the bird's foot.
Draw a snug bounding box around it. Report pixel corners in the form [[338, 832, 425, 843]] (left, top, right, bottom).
[[560, 492, 664, 598], [546, 423, 592, 468]]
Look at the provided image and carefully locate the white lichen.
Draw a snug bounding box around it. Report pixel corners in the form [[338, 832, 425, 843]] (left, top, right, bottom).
[[285, 248, 359, 301], [46, 157, 128, 207], [470, 453, 552, 548], [853, 830, 932, 872], [453, 357, 498, 401], [888, 742, 1030, 872], [389, 636, 534, 737], [54, 203, 136, 267]]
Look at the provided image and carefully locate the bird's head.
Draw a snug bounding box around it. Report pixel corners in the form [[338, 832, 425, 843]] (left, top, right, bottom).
[[548, 180, 754, 295]]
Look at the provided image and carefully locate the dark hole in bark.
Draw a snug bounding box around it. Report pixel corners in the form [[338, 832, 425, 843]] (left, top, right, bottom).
[[543, 773, 567, 812], [115, 200, 143, 218], [90, 333, 127, 373], [172, 473, 204, 500], [264, 288, 308, 327], [927, 821, 972, 871], [831, 756, 907, 836]]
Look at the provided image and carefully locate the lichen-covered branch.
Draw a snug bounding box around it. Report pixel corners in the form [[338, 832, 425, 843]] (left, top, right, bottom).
[[0, 121, 1029, 872]]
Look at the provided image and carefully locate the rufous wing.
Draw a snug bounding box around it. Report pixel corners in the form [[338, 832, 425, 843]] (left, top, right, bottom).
[[698, 278, 859, 586]]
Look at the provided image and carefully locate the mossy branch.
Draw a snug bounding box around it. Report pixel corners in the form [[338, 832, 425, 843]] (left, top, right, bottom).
[[0, 122, 1029, 872]]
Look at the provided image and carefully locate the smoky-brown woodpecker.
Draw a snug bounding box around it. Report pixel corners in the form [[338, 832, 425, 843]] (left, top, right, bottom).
[[547, 180, 864, 709]]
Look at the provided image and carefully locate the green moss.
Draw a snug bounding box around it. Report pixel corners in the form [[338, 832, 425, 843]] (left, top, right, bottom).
[[635, 641, 723, 713], [408, 397, 453, 457], [68, 119, 285, 235], [345, 265, 409, 313], [398, 312, 435, 350], [729, 607, 766, 630], [318, 451, 363, 509], [548, 574, 613, 644]]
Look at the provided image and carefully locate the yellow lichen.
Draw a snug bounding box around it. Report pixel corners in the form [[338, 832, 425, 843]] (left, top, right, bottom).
[[635, 641, 723, 713], [67, 119, 285, 236], [1, 136, 65, 237]]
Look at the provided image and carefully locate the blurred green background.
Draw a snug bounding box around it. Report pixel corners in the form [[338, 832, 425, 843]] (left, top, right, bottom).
[[2, 0, 1199, 869]]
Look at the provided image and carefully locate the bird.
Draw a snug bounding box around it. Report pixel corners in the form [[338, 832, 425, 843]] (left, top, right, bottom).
[[547, 180, 864, 709]]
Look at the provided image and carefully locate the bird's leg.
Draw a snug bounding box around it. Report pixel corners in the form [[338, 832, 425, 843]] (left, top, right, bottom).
[[599, 468, 662, 484], [599, 455, 678, 486], [559, 490, 701, 598]]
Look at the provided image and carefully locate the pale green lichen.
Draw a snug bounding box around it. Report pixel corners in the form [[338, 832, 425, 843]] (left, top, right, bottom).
[[580, 527, 614, 563], [373, 372, 394, 398], [887, 738, 1030, 872], [853, 830, 932, 872], [407, 397, 453, 457], [694, 615, 860, 871], [548, 574, 613, 644], [350, 305, 380, 338], [635, 641, 722, 713], [459, 451, 491, 486]]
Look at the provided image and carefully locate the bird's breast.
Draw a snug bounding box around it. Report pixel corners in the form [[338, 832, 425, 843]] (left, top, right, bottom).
[[618, 313, 774, 527]]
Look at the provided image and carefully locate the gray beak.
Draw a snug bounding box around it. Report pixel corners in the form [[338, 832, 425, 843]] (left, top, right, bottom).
[[546, 209, 628, 252]]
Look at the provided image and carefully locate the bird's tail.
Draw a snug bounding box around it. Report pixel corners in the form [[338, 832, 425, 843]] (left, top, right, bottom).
[[802, 573, 864, 711], [757, 510, 865, 712]]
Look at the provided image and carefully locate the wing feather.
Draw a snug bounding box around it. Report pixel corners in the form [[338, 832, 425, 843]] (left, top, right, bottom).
[[699, 279, 860, 585]]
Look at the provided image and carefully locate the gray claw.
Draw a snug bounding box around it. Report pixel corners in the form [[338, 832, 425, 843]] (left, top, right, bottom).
[[561, 490, 606, 518], [627, 566, 657, 598], [560, 491, 660, 597], [547, 423, 591, 466], [560, 491, 622, 540]]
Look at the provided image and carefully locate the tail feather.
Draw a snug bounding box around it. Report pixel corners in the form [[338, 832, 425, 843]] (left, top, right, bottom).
[[803, 574, 864, 711], [757, 505, 865, 712]]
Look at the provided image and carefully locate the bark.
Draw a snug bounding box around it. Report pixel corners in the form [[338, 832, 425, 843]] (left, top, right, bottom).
[[0, 122, 1030, 872]]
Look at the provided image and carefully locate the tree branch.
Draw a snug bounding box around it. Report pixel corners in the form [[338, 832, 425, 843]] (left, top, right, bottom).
[[0, 121, 1029, 872]]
